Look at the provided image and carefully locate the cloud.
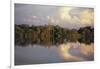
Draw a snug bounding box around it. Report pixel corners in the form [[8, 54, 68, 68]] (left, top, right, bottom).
[[15, 4, 94, 29], [58, 7, 72, 21], [52, 7, 94, 29], [79, 9, 94, 25], [69, 8, 94, 25]]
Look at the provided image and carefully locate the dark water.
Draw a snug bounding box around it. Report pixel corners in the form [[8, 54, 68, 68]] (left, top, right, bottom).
[[15, 42, 94, 65]]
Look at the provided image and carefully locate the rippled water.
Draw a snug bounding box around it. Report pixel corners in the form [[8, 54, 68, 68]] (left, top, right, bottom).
[[15, 42, 94, 65]]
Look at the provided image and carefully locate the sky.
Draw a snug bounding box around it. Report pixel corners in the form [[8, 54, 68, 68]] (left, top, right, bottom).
[[15, 3, 94, 29]]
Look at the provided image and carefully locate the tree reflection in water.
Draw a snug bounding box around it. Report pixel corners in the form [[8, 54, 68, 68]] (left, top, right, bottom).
[[15, 42, 94, 62], [15, 24, 94, 63]]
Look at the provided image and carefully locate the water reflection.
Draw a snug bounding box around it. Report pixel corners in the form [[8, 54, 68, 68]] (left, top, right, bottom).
[[15, 42, 94, 65], [58, 42, 94, 61]]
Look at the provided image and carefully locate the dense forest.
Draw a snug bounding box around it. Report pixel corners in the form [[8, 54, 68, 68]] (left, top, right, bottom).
[[15, 24, 94, 46]]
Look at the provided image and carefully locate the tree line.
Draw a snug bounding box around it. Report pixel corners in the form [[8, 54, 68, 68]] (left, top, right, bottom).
[[15, 24, 94, 46]]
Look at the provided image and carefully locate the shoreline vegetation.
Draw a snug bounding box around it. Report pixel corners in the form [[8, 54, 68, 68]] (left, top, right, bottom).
[[15, 24, 94, 46]]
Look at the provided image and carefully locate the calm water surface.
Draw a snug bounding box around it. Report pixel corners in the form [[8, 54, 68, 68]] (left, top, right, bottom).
[[15, 42, 94, 65]]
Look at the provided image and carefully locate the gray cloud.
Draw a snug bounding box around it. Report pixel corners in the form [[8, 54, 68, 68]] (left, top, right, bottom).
[[15, 4, 94, 29]]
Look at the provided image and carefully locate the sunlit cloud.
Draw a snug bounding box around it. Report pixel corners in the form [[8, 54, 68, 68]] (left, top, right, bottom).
[[79, 10, 94, 25], [47, 16, 50, 19], [32, 16, 37, 19], [58, 7, 72, 21], [15, 4, 94, 29], [57, 7, 94, 26]]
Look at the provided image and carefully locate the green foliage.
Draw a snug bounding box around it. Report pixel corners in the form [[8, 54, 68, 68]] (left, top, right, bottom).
[[15, 24, 94, 46]]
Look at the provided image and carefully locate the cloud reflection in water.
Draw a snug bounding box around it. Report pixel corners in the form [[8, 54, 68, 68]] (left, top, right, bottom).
[[58, 42, 94, 61]]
